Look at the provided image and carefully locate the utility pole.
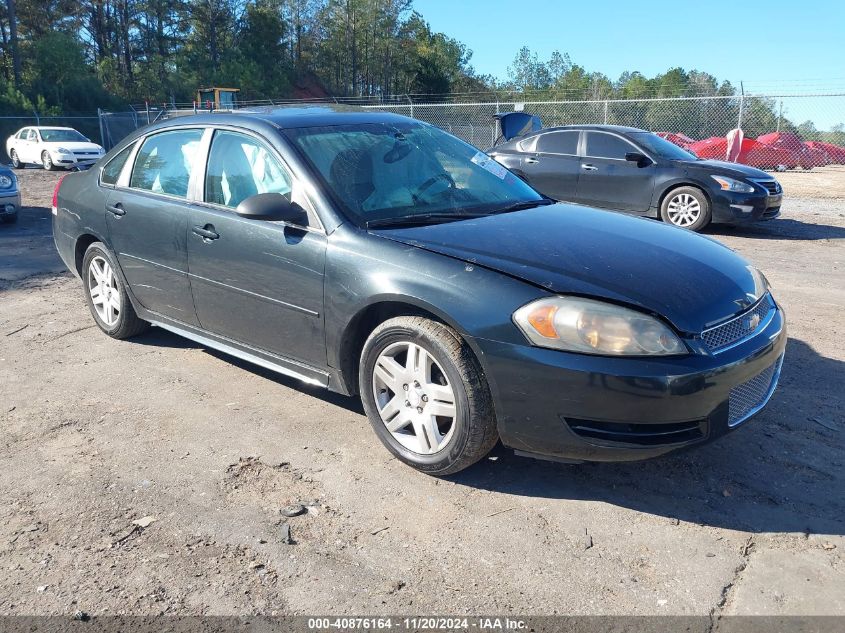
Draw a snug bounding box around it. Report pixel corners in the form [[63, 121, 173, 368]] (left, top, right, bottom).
[[777, 100, 783, 132], [737, 81, 745, 131]]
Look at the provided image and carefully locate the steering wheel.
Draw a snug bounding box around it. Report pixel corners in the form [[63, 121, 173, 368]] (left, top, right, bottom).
[[412, 172, 456, 203]]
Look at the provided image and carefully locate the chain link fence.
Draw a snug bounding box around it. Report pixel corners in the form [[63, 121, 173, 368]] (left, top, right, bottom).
[[30, 93, 844, 171]]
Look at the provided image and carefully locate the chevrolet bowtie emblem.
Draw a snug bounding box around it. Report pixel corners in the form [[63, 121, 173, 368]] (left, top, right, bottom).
[[747, 313, 761, 331]]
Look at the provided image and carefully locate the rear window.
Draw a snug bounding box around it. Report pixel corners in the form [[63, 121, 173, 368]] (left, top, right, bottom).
[[129, 129, 203, 198], [100, 143, 136, 186], [536, 131, 579, 155]]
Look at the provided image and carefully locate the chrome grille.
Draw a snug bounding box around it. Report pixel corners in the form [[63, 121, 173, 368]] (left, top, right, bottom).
[[728, 356, 783, 427], [701, 296, 774, 352], [752, 179, 782, 195]]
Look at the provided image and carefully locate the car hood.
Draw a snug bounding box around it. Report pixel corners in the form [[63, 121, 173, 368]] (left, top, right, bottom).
[[684, 159, 772, 180], [372, 204, 766, 334]]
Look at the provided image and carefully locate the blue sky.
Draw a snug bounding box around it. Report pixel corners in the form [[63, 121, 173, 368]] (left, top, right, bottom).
[[418, 0, 845, 128]]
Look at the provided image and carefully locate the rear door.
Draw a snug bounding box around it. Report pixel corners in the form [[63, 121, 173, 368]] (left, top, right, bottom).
[[104, 127, 204, 325], [186, 128, 327, 366], [576, 131, 655, 213], [520, 130, 582, 201]]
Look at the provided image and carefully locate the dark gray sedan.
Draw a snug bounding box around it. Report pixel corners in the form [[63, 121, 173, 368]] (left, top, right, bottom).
[[52, 107, 786, 474]]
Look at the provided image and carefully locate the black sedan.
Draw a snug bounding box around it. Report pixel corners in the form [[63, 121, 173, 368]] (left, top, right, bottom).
[[488, 120, 783, 232], [52, 107, 786, 474]]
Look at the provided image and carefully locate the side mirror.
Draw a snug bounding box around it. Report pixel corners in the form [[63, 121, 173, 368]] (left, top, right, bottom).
[[235, 193, 308, 224], [625, 152, 650, 166]]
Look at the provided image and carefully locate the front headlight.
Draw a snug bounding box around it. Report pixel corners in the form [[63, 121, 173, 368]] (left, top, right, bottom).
[[56, 147, 72, 154], [710, 175, 755, 193], [513, 296, 687, 356], [0, 174, 13, 188]]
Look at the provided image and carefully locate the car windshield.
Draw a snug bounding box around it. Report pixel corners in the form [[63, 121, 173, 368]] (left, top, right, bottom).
[[284, 121, 545, 226], [40, 129, 88, 142], [630, 132, 697, 161]]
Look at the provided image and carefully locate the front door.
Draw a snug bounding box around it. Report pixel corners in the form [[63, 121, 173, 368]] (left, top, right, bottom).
[[575, 131, 655, 213], [187, 129, 327, 367], [520, 130, 582, 202], [105, 127, 204, 325]]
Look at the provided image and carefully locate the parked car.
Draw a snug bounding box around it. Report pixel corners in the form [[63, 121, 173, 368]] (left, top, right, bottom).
[[52, 107, 786, 474], [0, 164, 20, 224], [6, 126, 105, 171], [488, 118, 782, 232]]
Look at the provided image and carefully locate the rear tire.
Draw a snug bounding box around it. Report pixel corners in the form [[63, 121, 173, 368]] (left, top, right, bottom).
[[82, 242, 149, 339], [359, 316, 498, 475], [660, 186, 711, 232], [10, 149, 23, 169]]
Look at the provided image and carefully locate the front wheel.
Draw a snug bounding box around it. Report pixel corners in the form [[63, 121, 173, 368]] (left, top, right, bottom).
[[82, 242, 149, 339], [359, 316, 498, 475], [42, 151, 56, 171], [660, 186, 711, 231]]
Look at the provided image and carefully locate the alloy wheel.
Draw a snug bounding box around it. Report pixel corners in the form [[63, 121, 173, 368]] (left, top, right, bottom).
[[10, 150, 19, 168], [666, 193, 701, 227], [87, 256, 121, 327], [42, 152, 52, 170], [371, 341, 457, 455]]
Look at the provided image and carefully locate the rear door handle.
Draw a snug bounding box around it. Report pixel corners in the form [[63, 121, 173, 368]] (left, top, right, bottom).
[[581, 163, 598, 171], [106, 203, 125, 216], [192, 225, 219, 241], [525, 157, 539, 164]]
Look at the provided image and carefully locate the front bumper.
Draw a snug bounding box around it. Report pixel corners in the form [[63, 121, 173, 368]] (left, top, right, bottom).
[[710, 189, 782, 224], [51, 153, 101, 168], [475, 304, 786, 462], [0, 190, 21, 215]]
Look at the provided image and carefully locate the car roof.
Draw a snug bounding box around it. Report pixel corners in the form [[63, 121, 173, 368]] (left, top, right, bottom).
[[32, 126, 77, 131], [535, 124, 647, 135], [143, 105, 415, 133]]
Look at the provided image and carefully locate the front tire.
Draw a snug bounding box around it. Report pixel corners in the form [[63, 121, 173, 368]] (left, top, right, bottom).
[[359, 316, 498, 475], [82, 242, 149, 339], [660, 186, 711, 231], [42, 151, 56, 171]]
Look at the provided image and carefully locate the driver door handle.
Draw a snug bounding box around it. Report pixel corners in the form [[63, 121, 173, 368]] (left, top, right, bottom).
[[525, 157, 539, 164], [581, 163, 598, 171], [192, 225, 219, 241]]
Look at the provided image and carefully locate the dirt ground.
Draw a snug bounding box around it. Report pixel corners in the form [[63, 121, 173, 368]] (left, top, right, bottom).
[[1, 167, 843, 619]]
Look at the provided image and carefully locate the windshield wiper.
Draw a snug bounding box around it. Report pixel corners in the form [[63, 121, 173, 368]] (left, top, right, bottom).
[[366, 212, 488, 229], [490, 198, 555, 215]]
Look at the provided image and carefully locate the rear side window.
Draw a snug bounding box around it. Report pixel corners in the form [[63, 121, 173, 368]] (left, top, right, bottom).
[[585, 132, 636, 159], [100, 143, 135, 186], [17, 129, 29, 139], [204, 130, 292, 208], [27, 130, 38, 141], [536, 131, 579, 155], [129, 129, 203, 198]]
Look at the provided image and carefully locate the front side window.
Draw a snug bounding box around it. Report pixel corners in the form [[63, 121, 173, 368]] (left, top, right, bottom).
[[101, 142, 136, 186], [129, 129, 203, 198], [536, 131, 579, 155], [584, 132, 637, 160], [204, 130, 292, 208], [284, 121, 543, 226]]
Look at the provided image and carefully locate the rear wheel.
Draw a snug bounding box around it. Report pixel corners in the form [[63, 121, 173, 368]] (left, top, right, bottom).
[[82, 242, 149, 339], [359, 316, 498, 475], [660, 186, 711, 231], [10, 149, 23, 169]]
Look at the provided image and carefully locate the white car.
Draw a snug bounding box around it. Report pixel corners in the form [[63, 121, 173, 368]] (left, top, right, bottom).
[[6, 126, 105, 171]]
